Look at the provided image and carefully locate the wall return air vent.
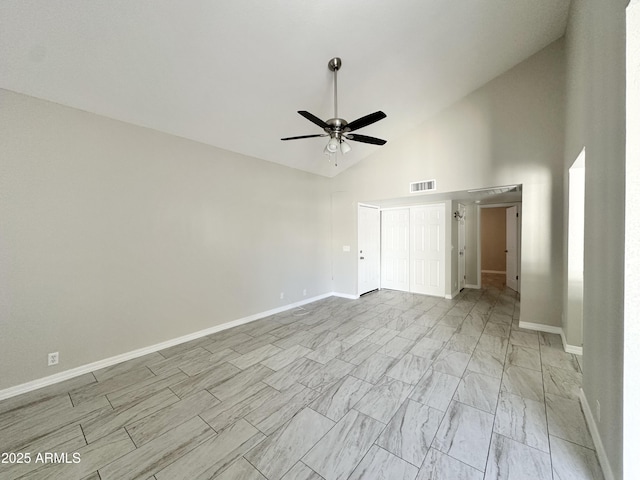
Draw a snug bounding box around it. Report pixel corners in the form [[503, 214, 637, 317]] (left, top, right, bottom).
[[409, 179, 436, 193]]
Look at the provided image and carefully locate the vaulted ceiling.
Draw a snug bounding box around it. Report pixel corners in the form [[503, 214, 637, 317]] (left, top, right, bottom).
[[0, 1, 570, 177]]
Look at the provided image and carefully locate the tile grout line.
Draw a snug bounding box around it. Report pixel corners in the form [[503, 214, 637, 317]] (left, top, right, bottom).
[[478, 298, 504, 479], [539, 327, 556, 479]]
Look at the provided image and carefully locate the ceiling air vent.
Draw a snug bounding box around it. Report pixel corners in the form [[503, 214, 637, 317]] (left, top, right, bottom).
[[409, 179, 436, 193]]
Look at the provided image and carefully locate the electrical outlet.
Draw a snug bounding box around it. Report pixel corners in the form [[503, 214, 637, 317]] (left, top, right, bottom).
[[596, 400, 601, 422], [280, 292, 284, 300], [48, 352, 59, 366], [303, 289, 307, 296]]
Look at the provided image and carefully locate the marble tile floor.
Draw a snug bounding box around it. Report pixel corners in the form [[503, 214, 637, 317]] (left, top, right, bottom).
[[0, 284, 604, 480]]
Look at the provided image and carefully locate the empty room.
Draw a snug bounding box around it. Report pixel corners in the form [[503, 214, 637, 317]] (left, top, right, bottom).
[[1, 1, 636, 479]]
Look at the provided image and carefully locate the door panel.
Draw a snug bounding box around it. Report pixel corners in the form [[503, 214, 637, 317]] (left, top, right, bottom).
[[506, 206, 519, 291], [411, 204, 445, 296], [358, 205, 381, 296], [381, 209, 410, 290], [457, 204, 466, 291]]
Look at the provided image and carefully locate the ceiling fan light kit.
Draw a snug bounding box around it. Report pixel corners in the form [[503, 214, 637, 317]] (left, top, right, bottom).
[[281, 57, 387, 166]]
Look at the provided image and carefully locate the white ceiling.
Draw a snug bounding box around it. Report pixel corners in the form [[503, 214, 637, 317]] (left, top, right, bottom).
[[0, 0, 570, 177]]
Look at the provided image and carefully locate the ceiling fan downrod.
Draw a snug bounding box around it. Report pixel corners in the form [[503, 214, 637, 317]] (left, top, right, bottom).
[[328, 57, 341, 120]]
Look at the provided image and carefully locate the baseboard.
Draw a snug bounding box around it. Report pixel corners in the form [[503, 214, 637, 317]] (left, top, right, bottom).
[[481, 270, 507, 274], [518, 321, 583, 355], [579, 388, 615, 480], [464, 284, 481, 289], [518, 321, 563, 335], [560, 329, 584, 355], [0, 292, 334, 401], [332, 292, 359, 300]]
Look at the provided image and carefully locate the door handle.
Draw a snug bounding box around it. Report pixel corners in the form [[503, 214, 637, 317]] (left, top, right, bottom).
[[504, 250, 508, 253], [360, 256, 365, 260]]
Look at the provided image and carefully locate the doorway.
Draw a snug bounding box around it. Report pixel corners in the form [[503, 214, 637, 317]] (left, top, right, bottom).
[[480, 204, 520, 292]]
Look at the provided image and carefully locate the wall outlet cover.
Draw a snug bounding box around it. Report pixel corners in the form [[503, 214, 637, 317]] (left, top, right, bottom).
[[47, 352, 59, 366]]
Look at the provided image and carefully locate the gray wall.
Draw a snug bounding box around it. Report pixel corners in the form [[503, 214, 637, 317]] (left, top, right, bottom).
[[331, 39, 566, 328], [564, 0, 627, 477], [626, 0, 640, 474], [0, 89, 332, 390]]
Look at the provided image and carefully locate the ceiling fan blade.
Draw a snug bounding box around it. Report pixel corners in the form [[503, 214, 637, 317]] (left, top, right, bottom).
[[298, 111, 330, 129], [346, 111, 387, 132], [281, 134, 328, 141], [347, 133, 387, 145]]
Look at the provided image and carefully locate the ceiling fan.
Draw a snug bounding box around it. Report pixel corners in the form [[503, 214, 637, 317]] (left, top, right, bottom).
[[281, 57, 387, 163]]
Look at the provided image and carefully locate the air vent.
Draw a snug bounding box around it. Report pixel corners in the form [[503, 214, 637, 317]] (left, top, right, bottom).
[[409, 179, 436, 193]]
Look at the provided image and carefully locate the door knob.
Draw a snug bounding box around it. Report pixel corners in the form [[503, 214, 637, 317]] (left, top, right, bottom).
[[360, 256, 365, 260]]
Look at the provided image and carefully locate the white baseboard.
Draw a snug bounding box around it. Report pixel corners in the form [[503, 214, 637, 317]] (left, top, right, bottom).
[[519, 321, 563, 335], [481, 270, 507, 274], [0, 292, 333, 401], [463, 284, 481, 289], [579, 388, 615, 480], [560, 329, 584, 355], [518, 322, 583, 355], [332, 292, 359, 300]]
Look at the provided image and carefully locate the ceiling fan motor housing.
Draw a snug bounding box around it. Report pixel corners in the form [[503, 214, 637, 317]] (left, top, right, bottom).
[[324, 118, 349, 135]]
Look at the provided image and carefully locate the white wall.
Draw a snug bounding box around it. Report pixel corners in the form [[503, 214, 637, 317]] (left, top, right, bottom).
[[564, 0, 627, 477], [566, 150, 585, 348], [331, 39, 566, 327], [626, 2, 640, 476], [0, 89, 332, 390]]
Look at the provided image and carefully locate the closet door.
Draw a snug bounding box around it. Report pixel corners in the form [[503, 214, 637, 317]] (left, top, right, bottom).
[[410, 204, 445, 296], [381, 209, 410, 291]]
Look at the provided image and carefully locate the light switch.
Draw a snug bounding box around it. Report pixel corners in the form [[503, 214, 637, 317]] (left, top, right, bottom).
[[342, 245, 351, 252]]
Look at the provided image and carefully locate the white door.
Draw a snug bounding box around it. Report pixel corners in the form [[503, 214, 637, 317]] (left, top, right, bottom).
[[358, 204, 381, 295], [410, 204, 445, 296], [381, 209, 410, 291], [506, 206, 519, 292], [457, 204, 466, 292]]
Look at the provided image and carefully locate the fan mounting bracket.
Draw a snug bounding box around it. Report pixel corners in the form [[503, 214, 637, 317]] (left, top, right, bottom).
[[328, 57, 342, 72]]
